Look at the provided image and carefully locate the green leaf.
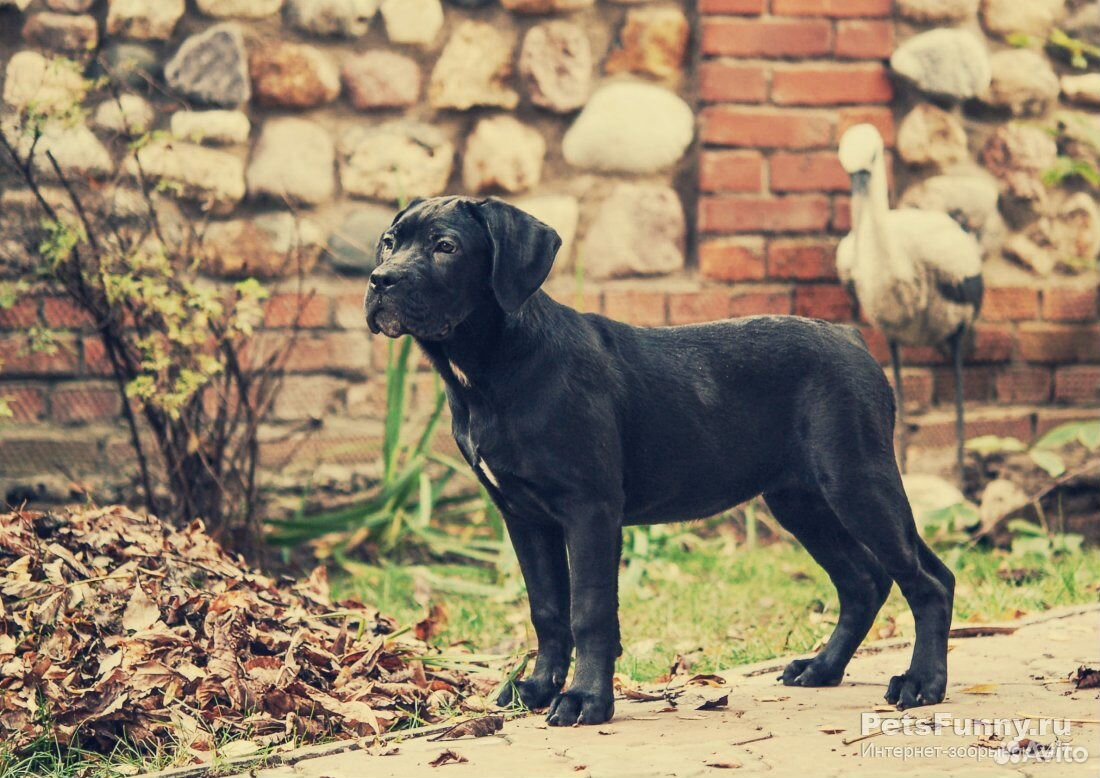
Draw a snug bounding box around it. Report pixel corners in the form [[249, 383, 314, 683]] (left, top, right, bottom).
[[965, 435, 1028, 456], [1006, 518, 1045, 537], [1034, 422, 1085, 450], [1077, 420, 1100, 451], [1029, 449, 1066, 478]]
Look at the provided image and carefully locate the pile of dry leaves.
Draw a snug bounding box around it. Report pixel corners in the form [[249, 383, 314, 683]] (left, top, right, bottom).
[[0, 506, 484, 762]]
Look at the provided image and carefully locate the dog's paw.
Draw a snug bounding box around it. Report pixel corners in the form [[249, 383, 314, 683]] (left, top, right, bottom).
[[885, 669, 946, 709], [496, 677, 561, 711], [778, 657, 844, 688], [545, 689, 614, 727]]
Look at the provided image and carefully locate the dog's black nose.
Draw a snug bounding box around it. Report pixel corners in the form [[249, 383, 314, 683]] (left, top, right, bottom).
[[369, 267, 400, 290]]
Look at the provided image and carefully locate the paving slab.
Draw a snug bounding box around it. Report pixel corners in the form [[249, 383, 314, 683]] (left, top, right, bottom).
[[218, 607, 1100, 778]]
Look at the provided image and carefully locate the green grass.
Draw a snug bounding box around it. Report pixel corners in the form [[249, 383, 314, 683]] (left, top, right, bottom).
[[335, 537, 1100, 683]]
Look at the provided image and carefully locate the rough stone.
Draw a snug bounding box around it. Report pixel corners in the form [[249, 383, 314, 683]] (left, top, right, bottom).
[[446, 0, 494, 6], [165, 24, 251, 108], [1, 119, 115, 180], [899, 173, 1006, 259], [509, 194, 579, 270], [1057, 112, 1100, 174], [247, 118, 335, 206], [981, 0, 1065, 39], [170, 110, 251, 145], [980, 123, 1058, 221], [429, 22, 519, 111], [1003, 232, 1055, 275], [562, 81, 693, 174], [339, 122, 454, 203], [250, 43, 341, 109], [342, 51, 420, 110], [984, 49, 1059, 117], [896, 104, 969, 168], [462, 116, 545, 194], [94, 43, 159, 89], [1051, 192, 1100, 267], [1061, 73, 1100, 107], [605, 5, 689, 79], [195, 0, 284, 18], [2, 51, 88, 114], [22, 13, 98, 54], [125, 140, 246, 215], [326, 205, 395, 274], [286, 0, 379, 37], [201, 213, 324, 279], [0, 0, 31, 9], [890, 28, 991, 100], [46, 0, 95, 10], [897, 0, 977, 23], [519, 21, 592, 114], [1065, 2, 1100, 47], [501, 0, 594, 12], [379, 0, 443, 46], [92, 94, 154, 135], [106, 0, 185, 41], [579, 184, 685, 279]]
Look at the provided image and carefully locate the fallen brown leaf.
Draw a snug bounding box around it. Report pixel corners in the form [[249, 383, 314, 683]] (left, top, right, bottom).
[[428, 715, 504, 741], [1073, 666, 1100, 690], [429, 749, 469, 768]]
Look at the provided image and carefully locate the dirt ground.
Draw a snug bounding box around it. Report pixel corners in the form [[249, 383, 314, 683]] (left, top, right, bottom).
[[204, 606, 1100, 778]]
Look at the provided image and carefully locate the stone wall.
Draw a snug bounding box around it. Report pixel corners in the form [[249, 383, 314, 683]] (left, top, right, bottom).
[[0, 0, 1098, 505]]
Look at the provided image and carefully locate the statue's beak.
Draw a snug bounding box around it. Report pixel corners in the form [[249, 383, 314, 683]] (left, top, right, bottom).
[[849, 170, 871, 195]]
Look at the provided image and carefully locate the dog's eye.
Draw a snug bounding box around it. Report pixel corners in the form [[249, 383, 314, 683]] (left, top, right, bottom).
[[435, 239, 457, 254], [381, 235, 395, 252]]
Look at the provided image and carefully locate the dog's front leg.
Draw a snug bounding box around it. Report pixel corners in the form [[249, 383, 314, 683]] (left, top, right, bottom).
[[497, 516, 572, 711], [546, 518, 621, 727]]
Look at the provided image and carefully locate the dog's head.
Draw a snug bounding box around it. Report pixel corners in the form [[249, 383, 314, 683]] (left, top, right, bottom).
[[364, 196, 562, 340]]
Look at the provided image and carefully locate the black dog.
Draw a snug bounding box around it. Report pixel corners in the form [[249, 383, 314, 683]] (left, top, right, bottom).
[[364, 196, 954, 727]]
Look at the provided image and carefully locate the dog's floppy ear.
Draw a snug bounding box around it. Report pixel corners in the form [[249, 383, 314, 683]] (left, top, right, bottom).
[[471, 198, 561, 313]]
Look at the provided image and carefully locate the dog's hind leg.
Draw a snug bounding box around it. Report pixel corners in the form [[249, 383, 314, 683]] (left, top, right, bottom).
[[764, 488, 892, 688], [817, 467, 954, 709], [496, 515, 573, 711]]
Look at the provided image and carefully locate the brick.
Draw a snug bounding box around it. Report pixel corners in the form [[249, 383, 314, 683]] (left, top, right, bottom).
[[1018, 324, 1100, 364], [996, 366, 1052, 404], [701, 107, 833, 149], [668, 290, 731, 324], [0, 384, 47, 422], [910, 410, 1034, 450], [982, 286, 1040, 322], [836, 20, 894, 59], [884, 367, 934, 412], [858, 325, 889, 362], [42, 297, 95, 329], [604, 289, 667, 326], [700, 238, 767, 281], [699, 195, 831, 234], [0, 434, 102, 477], [282, 331, 374, 376], [971, 325, 1015, 363], [547, 288, 601, 314], [0, 298, 38, 330], [264, 293, 332, 328], [334, 292, 369, 330], [932, 366, 995, 404], [832, 195, 852, 233], [728, 286, 793, 316], [772, 0, 892, 18], [772, 64, 893, 106], [700, 0, 765, 12], [273, 375, 347, 421], [701, 150, 765, 192], [767, 239, 838, 280], [769, 152, 849, 192], [794, 284, 854, 321], [1054, 366, 1100, 404], [1036, 409, 1100, 439], [81, 336, 114, 376], [0, 333, 80, 376], [838, 106, 896, 146], [699, 62, 768, 104], [51, 382, 122, 424], [1042, 286, 1099, 322], [701, 18, 832, 57]]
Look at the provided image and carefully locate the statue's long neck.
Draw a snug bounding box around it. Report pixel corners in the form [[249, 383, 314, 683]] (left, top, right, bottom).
[[852, 152, 911, 285]]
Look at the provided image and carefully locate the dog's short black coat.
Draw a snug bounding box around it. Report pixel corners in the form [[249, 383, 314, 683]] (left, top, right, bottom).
[[365, 196, 955, 727]]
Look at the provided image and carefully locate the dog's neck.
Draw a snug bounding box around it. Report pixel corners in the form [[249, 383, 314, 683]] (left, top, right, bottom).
[[418, 292, 549, 395]]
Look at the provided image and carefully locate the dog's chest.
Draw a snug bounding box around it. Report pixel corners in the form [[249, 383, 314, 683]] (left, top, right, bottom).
[[449, 396, 507, 488]]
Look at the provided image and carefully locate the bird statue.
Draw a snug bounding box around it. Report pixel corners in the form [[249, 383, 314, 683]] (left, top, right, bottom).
[[836, 123, 984, 477]]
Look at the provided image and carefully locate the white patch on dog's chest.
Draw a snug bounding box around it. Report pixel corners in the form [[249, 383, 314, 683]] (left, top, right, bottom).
[[449, 361, 470, 388], [478, 461, 500, 487]]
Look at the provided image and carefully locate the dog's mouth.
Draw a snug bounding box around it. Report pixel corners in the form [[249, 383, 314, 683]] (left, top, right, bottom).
[[369, 307, 406, 339]]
